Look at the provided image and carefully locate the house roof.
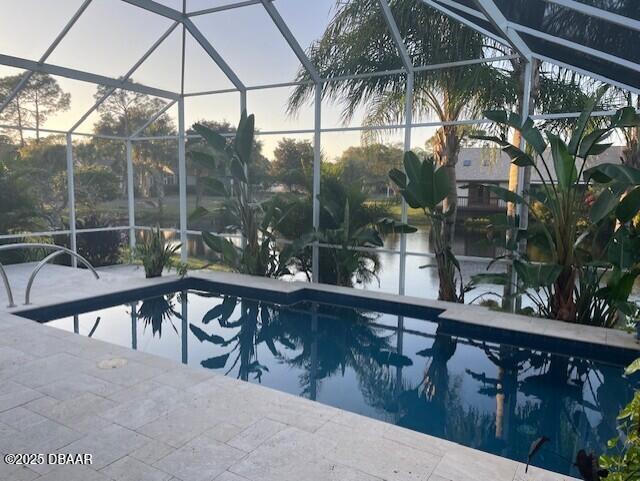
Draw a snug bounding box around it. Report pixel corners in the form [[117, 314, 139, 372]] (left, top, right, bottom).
[[456, 145, 624, 183]]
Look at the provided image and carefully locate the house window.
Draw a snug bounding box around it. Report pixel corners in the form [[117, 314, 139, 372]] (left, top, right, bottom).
[[463, 159, 471, 166]]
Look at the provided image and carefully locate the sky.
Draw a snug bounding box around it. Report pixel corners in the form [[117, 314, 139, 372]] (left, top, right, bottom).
[[0, 0, 433, 160]]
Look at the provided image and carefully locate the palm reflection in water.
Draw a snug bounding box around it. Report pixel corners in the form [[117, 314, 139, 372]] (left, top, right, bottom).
[[153, 292, 632, 476]]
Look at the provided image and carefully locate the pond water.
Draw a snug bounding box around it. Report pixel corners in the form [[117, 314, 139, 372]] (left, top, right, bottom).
[[186, 225, 506, 302]]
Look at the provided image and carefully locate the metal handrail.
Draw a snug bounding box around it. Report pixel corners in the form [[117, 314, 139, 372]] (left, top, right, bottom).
[[0, 263, 15, 308], [0, 243, 99, 307]]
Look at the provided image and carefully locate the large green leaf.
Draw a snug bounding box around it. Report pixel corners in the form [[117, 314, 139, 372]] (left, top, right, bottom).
[[482, 111, 546, 155], [201, 177, 228, 197], [519, 117, 547, 157], [230, 157, 247, 183], [403, 151, 422, 182], [189, 206, 210, 222], [584, 142, 613, 157], [483, 185, 525, 205], [388, 168, 407, 189], [469, 134, 509, 147], [503, 144, 535, 167], [235, 112, 255, 164], [586, 163, 640, 185], [192, 123, 227, 151], [577, 128, 611, 158], [376, 218, 418, 234], [616, 186, 640, 223], [433, 161, 450, 205], [589, 187, 619, 224], [403, 151, 429, 206], [569, 85, 607, 155], [514, 261, 562, 289], [417, 158, 437, 208], [547, 132, 576, 190], [202, 232, 239, 267], [470, 272, 509, 286], [611, 106, 640, 128], [607, 227, 640, 269], [392, 153, 451, 211], [625, 358, 640, 376], [188, 149, 218, 171]]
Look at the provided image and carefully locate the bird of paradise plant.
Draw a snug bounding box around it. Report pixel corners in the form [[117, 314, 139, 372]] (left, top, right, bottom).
[[471, 86, 640, 323]]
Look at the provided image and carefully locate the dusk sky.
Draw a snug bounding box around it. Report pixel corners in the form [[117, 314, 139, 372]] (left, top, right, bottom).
[[1, 0, 438, 158]]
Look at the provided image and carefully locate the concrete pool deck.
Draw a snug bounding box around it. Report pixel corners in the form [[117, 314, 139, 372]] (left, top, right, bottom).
[[0, 262, 628, 481]]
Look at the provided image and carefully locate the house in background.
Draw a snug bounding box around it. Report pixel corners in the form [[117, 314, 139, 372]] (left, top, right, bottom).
[[455, 145, 624, 217]]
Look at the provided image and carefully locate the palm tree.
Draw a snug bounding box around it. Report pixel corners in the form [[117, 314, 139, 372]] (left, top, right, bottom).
[[620, 93, 639, 168], [289, 0, 517, 243]]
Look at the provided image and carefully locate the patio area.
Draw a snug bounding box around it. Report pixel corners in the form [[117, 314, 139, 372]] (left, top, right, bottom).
[[0, 263, 587, 481]]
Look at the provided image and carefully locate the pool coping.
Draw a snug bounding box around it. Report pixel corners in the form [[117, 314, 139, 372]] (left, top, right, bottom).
[[10, 268, 640, 359]]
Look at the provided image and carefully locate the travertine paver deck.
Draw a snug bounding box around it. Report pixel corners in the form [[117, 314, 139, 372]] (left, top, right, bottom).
[[0, 263, 604, 480]]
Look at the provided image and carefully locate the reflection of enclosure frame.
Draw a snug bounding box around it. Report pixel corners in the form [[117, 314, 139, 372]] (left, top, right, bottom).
[[0, 0, 638, 299]]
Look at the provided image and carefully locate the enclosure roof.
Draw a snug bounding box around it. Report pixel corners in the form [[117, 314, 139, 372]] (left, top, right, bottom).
[[424, 0, 640, 93], [1, 0, 638, 140]]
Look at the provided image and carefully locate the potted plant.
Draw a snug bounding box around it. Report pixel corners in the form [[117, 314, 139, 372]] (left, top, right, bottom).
[[134, 226, 181, 278]]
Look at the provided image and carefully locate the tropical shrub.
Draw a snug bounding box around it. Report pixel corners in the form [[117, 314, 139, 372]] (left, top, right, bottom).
[[134, 226, 180, 278], [389, 152, 464, 302], [74, 164, 120, 206], [76, 214, 122, 267], [0, 157, 43, 234], [189, 112, 295, 278], [598, 359, 640, 481], [271, 164, 412, 287], [471, 87, 640, 323]]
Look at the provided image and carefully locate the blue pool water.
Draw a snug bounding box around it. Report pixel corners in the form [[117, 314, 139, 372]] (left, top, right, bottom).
[[25, 284, 636, 476]]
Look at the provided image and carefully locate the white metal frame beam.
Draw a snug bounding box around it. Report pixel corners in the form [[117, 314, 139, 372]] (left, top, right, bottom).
[[178, 96, 188, 262], [0, 0, 93, 115], [311, 83, 321, 283], [0, 53, 179, 100], [183, 18, 245, 91], [120, 0, 245, 91], [422, 0, 509, 47], [120, 0, 182, 21], [378, 0, 413, 72], [66, 133, 77, 266], [377, 0, 413, 294], [508, 21, 640, 73], [472, 0, 532, 60], [129, 99, 178, 138], [542, 0, 640, 33], [260, 0, 320, 83], [533, 52, 640, 95], [189, 0, 262, 17], [434, 0, 486, 20], [69, 21, 180, 133]]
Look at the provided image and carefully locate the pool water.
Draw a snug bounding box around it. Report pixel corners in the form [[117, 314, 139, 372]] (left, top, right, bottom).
[[41, 288, 634, 476]]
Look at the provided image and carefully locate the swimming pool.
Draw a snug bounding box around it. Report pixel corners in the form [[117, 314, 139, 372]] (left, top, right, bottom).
[[19, 280, 636, 476]]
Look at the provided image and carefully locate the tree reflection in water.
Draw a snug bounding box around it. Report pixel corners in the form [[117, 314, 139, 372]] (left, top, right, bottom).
[[137, 294, 182, 338], [186, 294, 632, 475]]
